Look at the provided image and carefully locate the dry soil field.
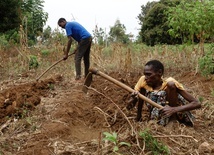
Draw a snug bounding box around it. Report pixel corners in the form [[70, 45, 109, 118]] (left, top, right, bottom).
[[0, 45, 213, 155]]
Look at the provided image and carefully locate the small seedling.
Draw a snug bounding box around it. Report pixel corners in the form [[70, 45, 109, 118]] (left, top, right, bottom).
[[48, 83, 55, 90], [139, 129, 170, 155], [103, 131, 131, 153]]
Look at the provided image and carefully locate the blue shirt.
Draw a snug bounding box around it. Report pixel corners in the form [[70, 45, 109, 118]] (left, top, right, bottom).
[[65, 21, 91, 42]]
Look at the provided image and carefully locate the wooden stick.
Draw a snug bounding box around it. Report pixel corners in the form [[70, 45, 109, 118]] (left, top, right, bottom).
[[36, 52, 75, 81], [89, 68, 163, 109], [154, 134, 198, 142]]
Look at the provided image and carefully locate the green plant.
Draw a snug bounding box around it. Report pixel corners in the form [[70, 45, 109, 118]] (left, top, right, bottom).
[[29, 55, 39, 69], [198, 96, 204, 103], [211, 89, 214, 97], [20, 108, 30, 119], [0, 34, 9, 49], [41, 49, 50, 56], [199, 47, 214, 76], [103, 132, 131, 153], [48, 83, 55, 90], [139, 129, 170, 155]]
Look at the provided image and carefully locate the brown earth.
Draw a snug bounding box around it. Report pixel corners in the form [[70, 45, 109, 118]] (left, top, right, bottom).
[[0, 70, 213, 155]]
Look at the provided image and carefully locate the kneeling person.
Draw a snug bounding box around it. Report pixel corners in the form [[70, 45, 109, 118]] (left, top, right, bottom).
[[127, 60, 201, 126]]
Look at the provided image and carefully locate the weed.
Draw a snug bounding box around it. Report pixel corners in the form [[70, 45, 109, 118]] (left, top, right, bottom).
[[210, 88, 214, 97], [26, 117, 32, 125], [0, 34, 9, 49], [198, 96, 204, 103], [139, 129, 170, 155], [48, 83, 55, 90], [198, 45, 214, 76], [29, 55, 39, 69], [103, 132, 131, 153], [41, 49, 50, 56]]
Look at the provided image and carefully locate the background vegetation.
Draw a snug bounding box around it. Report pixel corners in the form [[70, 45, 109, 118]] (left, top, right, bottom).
[[0, 0, 213, 76], [0, 0, 213, 154]]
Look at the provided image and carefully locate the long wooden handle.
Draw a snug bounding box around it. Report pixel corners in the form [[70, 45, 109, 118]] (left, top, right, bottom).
[[36, 52, 75, 81], [89, 68, 163, 109]]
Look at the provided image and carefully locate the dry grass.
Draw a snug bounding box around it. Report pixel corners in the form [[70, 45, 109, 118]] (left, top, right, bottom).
[[0, 42, 213, 155], [0, 42, 205, 81]]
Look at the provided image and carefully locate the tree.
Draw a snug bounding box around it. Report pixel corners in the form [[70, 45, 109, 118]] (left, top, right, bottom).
[[0, 0, 21, 32], [0, 0, 48, 44], [43, 26, 52, 41], [137, 1, 156, 27], [21, 0, 48, 42], [92, 25, 106, 46], [167, 0, 214, 52], [138, 0, 181, 46], [108, 19, 129, 44]]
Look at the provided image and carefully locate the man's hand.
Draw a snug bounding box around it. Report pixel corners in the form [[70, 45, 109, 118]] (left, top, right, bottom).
[[130, 91, 139, 99], [126, 91, 139, 110], [160, 105, 177, 117]]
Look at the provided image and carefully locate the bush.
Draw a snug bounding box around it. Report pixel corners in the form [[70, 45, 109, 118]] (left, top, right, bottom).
[[0, 34, 9, 49], [29, 55, 39, 69], [41, 49, 50, 56], [199, 44, 214, 76]]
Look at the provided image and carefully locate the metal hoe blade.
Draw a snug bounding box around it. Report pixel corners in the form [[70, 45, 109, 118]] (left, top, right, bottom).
[[83, 68, 163, 109], [82, 72, 93, 93]]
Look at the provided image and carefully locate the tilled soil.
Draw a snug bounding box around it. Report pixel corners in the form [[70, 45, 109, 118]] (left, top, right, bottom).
[[0, 71, 213, 155]]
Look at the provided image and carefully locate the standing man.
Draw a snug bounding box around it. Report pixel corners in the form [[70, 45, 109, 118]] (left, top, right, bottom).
[[58, 18, 92, 81]]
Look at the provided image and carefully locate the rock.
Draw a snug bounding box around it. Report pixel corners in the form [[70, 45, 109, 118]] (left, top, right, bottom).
[[198, 142, 211, 154]]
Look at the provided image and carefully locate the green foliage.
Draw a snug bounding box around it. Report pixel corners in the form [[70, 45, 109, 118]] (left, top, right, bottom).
[[48, 83, 55, 90], [8, 30, 20, 44], [43, 26, 52, 40], [139, 129, 170, 155], [167, 0, 214, 44], [21, 0, 48, 44], [0, 0, 48, 46], [0, 29, 20, 44], [198, 96, 204, 103], [41, 49, 50, 56], [138, 0, 181, 46], [29, 55, 39, 69], [103, 132, 131, 153], [0, 0, 21, 32], [211, 89, 214, 97], [108, 19, 130, 44], [0, 34, 9, 49], [93, 26, 106, 46], [199, 44, 214, 76]]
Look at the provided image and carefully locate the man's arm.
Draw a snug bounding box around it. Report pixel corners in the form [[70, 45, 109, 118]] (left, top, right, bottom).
[[63, 36, 72, 60], [161, 89, 201, 117]]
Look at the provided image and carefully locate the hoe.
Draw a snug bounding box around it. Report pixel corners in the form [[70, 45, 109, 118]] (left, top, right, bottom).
[[82, 68, 163, 110], [36, 51, 75, 81]]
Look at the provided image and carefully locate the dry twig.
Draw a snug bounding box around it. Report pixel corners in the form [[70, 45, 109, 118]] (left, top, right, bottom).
[[88, 87, 135, 134], [154, 134, 198, 142], [0, 119, 12, 135], [87, 86, 143, 151], [93, 106, 112, 127]]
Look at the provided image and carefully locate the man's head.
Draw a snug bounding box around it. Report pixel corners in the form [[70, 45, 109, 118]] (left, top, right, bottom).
[[144, 60, 164, 87], [58, 18, 67, 28]]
